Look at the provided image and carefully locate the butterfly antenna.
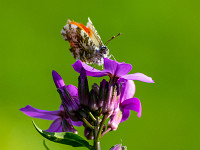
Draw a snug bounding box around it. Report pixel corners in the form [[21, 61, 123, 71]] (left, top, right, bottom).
[[105, 33, 121, 46]]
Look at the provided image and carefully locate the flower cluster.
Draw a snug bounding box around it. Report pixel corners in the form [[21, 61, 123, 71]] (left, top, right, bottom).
[[20, 58, 153, 149]]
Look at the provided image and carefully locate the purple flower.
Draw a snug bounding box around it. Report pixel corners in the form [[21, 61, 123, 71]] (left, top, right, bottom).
[[20, 105, 81, 133], [72, 58, 154, 83], [72, 58, 152, 130], [52, 71, 80, 120], [120, 80, 141, 120], [110, 144, 127, 150], [20, 70, 83, 133], [108, 80, 141, 130]]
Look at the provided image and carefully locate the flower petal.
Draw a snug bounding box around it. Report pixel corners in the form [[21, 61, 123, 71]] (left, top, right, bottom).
[[120, 80, 135, 103], [122, 73, 154, 83], [107, 108, 122, 131], [72, 60, 107, 77], [65, 84, 78, 97], [121, 109, 130, 122], [59, 104, 64, 111], [62, 117, 78, 133], [109, 144, 122, 150], [20, 105, 60, 120], [120, 98, 142, 118], [52, 70, 65, 88], [104, 58, 132, 76], [104, 58, 118, 75], [46, 118, 62, 132], [71, 120, 83, 127], [115, 62, 132, 77]]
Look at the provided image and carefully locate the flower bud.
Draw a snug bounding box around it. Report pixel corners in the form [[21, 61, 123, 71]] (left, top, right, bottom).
[[114, 82, 121, 110], [110, 144, 127, 150], [102, 82, 121, 115], [107, 108, 122, 131], [52, 70, 65, 88], [78, 68, 89, 106], [122, 146, 127, 150], [84, 127, 94, 140], [92, 83, 99, 96], [102, 83, 113, 114], [98, 79, 109, 108], [62, 116, 78, 134], [89, 89, 98, 111]]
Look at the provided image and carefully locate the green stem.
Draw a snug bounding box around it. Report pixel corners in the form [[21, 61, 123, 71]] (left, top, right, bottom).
[[93, 117, 100, 150], [82, 118, 94, 130], [101, 127, 111, 137], [88, 111, 97, 122], [94, 141, 101, 150], [96, 114, 108, 141]]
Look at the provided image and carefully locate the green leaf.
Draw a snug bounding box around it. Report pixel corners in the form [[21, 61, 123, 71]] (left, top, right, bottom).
[[33, 121, 93, 150]]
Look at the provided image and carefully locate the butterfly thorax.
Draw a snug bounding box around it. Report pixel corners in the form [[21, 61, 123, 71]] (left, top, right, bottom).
[[94, 46, 109, 65]]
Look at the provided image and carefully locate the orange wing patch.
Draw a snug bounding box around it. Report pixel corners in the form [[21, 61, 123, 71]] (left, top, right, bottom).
[[69, 42, 74, 47], [69, 21, 91, 37]]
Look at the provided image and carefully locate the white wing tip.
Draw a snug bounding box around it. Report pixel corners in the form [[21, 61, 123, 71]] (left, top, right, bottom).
[[88, 17, 92, 24]]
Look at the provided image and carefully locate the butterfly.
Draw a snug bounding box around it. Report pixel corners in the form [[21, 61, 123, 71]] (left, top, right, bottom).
[[61, 18, 113, 66]]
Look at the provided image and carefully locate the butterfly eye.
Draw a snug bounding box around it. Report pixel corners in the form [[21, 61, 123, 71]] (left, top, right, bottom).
[[100, 46, 108, 54]]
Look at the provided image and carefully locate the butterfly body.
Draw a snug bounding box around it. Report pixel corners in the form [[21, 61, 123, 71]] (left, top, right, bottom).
[[61, 18, 109, 66]]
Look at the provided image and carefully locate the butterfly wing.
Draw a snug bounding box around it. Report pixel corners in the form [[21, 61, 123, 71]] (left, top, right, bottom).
[[61, 18, 108, 65], [61, 19, 97, 64], [86, 18, 104, 47]]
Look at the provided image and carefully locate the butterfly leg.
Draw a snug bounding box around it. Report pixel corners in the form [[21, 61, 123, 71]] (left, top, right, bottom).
[[91, 63, 104, 70], [108, 54, 116, 61], [91, 63, 96, 70]]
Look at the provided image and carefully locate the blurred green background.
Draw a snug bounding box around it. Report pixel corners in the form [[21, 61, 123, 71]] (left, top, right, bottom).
[[0, 0, 200, 149]]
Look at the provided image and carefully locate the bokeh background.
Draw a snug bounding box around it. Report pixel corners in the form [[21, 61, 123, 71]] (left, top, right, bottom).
[[1, 0, 200, 149]]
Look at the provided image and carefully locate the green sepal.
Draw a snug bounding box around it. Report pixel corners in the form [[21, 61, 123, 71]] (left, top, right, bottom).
[[33, 121, 93, 150]]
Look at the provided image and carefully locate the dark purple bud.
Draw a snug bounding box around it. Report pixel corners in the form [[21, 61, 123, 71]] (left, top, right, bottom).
[[84, 127, 94, 140], [52, 70, 65, 89], [92, 83, 99, 96], [89, 89, 99, 111], [107, 108, 122, 131], [78, 68, 89, 106], [62, 117, 78, 134], [102, 83, 113, 114], [98, 79, 109, 108]]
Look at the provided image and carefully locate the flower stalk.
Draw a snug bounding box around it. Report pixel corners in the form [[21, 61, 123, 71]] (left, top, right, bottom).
[[94, 117, 101, 150], [97, 114, 108, 141]]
